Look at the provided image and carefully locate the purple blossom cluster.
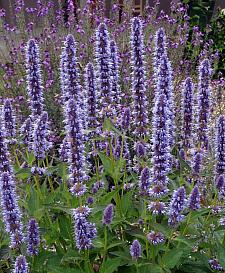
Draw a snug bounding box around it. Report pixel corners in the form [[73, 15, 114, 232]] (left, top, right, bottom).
[[65, 98, 87, 196], [197, 59, 211, 150], [215, 116, 225, 176], [130, 17, 148, 138], [2, 99, 16, 140], [149, 94, 170, 196], [147, 231, 165, 245], [153, 27, 167, 74], [72, 206, 97, 251], [13, 255, 29, 273], [26, 218, 40, 256], [130, 239, 141, 260], [102, 203, 114, 225], [139, 166, 150, 195], [20, 117, 32, 150], [188, 186, 201, 210], [32, 111, 50, 159], [25, 39, 44, 117], [168, 186, 186, 226]]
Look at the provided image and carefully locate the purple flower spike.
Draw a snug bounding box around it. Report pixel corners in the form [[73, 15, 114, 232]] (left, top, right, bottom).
[[0, 172, 24, 248], [139, 166, 150, 195], [188, 186, 200, 210], [192, 151, 203, 176], [134, 141, 146, 158], [0, 126, 13, 174], [151, 94, 170, 187], [148, 201, 166, 215], [59, 137, 69, 162], [130, 239, 141, 260], [147, 231, 165, 245], [13, 255, 29, 273], [121, 107, 131, 131], [65, 98, 87, 195], [209, 259, 223, 271], [32, 111, 50, 159], [109, 40, 121, 116], [95, 23, 113, 120], [2, 99, 16, 139], [153, 27, 167, 73], [72, 206, 97, 251], [25, 39, 44, 117], [61, 34, 86, 127], [182, 77, 194, 149], [20, 117, 32, 150], [27, 218, 40, 256], [85, 62, 98, 133], [156, 54, 175, 147], [215, 175, 225, 194], [130, 17, 149, 138], [103, 204, 114, 225], [168, 186, 186, 226], [215, 116, 225, 175], [197, 59, 211, 150]]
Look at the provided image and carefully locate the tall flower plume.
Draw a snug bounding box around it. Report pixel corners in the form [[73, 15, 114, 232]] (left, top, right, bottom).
[[102, 203, 114, 225], [0, 172, 24, 248], [149, 94, 170, 196], [65, 98, 87, 196], [130, 239, 141, 260], [139, 166, 150, 195], [25, 39, 44, 117], [72, 206, 97, 251], [155, 54, 175, 147], [153, 27, 167, 74], [188, 186, 200, 211], [32, 111, 50, 159], [109, 40, 121, 116], [85, 62, 98, 133], [13, 255, 29, 273], [130, 17, 148, 138], [168, 186, 186, 226], [182, 77, 194, 149], [95, 23, 113, 121], [61, 34, 86, 127], [26, 218, 40, 256], [0, 125, 12, 173], [2, 99, 16, 140], [197, 59, 211, 150], [215, 115, 225, 176]]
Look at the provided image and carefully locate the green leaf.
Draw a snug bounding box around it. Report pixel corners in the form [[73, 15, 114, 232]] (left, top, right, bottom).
[[162, 248, 184, 269], [100, 257, 122, 273], [15, 167, 32, 179], [217, 243, 225, 269]]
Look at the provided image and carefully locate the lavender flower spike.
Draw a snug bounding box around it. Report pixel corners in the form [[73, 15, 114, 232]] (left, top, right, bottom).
[[25, 39, 44, 117], [32, 111, 50, 159], [215, 115, 225, 176], [130, 17, 148, 138], [2, 99, 16, 139], [72, 206, 97, 251], [168, 186, 186, 226], [150, 94, 170, 188], [27, 218, 40, 256], [65, 98, 87, 196], [156, 54, 175, 147], [197, 59, 211, 150], [102, 204, 114, 225], [192, 151, 203, 176], [139, 166, 150, 195], [188, 186, 200, 211], [13, 255, 29, 273], [59, 136, 69, 163], [95, 23, 113, 121], [0, 172, 24, 248], [130, 239, 141, 260], [153, 27, 167, 74], [182, 77, 194, 149]]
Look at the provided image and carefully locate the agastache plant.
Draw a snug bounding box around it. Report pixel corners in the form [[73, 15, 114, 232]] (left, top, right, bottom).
[[95, 22, 113, 121], [188, 186, 201, 210], [26, 218, 40, 256], [130, 17, 148, 138], [215, 115, 225, 176], [182, 77, 194, 149], [102, 204, 114, 225], [20, 117, 32, 150], [65, 98, 87, 196], [130, 239, 142, 260], [149, 94, 170, 196], [32, 111, 50, 159], [0, 126, 13, 173], [197, 59, 211, 150], [72, 206, 97, 251], [0, 171, 24, 248], [156, 54, 175, 147], [153, 27, 167, 74], [139, 166, 151, 195], [2, 99, 16, 140], [13, 255, 29, 273], [109, 40, 121, 116], [25, 39, 44, 117]]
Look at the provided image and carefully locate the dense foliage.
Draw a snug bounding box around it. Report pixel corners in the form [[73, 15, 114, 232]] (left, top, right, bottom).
[[0, 1, 224, 273]]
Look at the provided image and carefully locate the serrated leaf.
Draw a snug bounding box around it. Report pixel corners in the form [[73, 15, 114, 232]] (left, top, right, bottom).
[[162, 248, 183, 269]]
